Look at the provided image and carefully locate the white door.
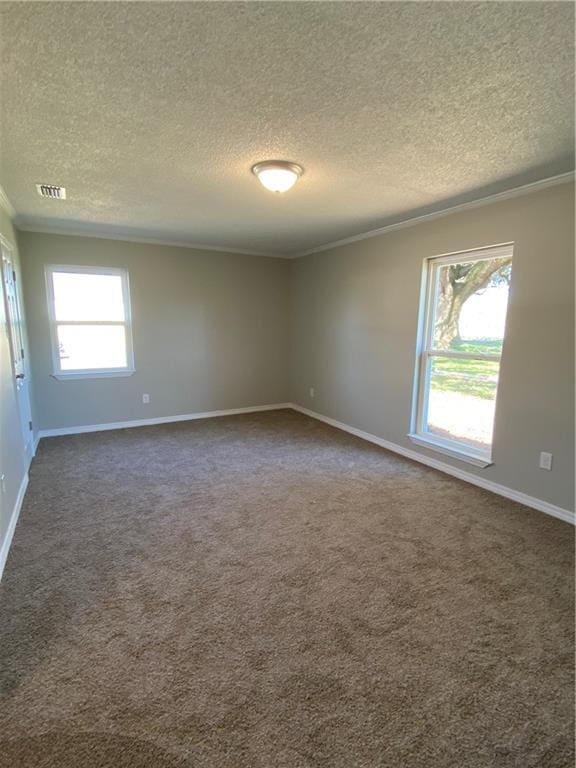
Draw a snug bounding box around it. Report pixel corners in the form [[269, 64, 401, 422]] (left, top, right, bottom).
[[1, 240, 34, 461]]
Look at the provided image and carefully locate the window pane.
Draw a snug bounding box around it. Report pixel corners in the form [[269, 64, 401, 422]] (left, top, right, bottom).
[[424, 356, 499, 453], [57, 324, 127, 370], [52, 272, 125, 321], [432, 257, 511, 354]]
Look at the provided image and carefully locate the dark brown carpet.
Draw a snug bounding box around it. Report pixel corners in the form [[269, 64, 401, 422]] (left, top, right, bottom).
[[0, 410, 573, 767]]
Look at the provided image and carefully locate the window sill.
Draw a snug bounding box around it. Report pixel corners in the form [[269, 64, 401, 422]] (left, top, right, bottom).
[[51, 370, 135, 381], [407, 433, 493, 468]]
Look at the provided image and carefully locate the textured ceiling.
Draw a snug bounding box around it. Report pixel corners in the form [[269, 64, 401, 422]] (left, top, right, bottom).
[[0, 1, 574, 256]]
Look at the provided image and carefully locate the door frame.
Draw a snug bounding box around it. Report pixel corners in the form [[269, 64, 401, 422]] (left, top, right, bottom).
[[0, 233, 34, 463]]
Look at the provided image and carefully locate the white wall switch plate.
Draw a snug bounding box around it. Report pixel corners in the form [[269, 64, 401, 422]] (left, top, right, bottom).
[[309, 387, 315, 398]]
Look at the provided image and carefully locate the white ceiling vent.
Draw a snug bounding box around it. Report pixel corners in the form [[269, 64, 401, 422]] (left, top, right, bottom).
[[36, 183, 66, 200]]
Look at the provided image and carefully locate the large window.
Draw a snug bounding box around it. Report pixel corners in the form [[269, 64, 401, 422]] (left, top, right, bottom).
[[46, 265, 134, 379], [410, 244, 513, 466]]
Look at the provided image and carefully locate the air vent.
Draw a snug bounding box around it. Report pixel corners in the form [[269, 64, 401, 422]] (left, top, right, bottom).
[[36, 184, 66, 200]]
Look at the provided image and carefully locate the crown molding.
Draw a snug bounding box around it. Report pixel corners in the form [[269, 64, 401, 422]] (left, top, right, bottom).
[[293, 171, 575, 258], [0, 183, 16, 219], [14, 219, 288, 259], [10, 170, 575, 259]]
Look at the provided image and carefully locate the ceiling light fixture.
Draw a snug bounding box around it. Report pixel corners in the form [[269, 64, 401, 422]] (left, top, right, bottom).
[[251, 160, 303, 193]]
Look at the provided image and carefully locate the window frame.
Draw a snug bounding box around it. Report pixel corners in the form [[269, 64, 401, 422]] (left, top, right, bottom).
[[409, 243, 514, 467], [45, 264, 135, 380]]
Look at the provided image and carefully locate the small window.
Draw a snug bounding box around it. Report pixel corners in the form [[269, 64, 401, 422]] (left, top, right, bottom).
[[45, 265, 134, 379], [410, 244, 513, 466]]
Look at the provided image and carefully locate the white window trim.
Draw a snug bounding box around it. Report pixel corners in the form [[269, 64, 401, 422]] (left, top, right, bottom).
[[409, 243, 514, 467], [407, 433, 493, 468], [45, 264, 135, 380]]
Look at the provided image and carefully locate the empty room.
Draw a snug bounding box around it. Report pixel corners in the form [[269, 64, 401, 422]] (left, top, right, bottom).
[[0, 2, 574, 766]]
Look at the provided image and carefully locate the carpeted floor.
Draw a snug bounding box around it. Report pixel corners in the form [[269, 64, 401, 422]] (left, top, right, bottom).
[[0, 410, 573, 767]]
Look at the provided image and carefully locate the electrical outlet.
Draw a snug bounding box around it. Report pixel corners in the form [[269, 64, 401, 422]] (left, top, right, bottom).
[[309, 387, 315, 398], [539, 451, 553, 471], [142, 394, 150, 404], [0, 474, 6, 494]]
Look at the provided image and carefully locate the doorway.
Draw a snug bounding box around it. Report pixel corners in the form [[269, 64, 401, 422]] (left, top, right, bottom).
[[1, 237, 33, 462]]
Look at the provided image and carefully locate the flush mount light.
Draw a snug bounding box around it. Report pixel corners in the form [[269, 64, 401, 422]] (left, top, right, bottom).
[[251, 160, 303, 193]]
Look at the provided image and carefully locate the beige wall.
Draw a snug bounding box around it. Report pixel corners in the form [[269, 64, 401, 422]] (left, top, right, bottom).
[[290, 183, 575, 512], [14, 182, 576, 515], [0, 206, 31, 559], [20, 233, 290, 430]]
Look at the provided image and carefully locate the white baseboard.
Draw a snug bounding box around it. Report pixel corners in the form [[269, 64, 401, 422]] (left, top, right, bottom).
[[0, 471, 29, 581], [37, 403, 292, 439], [290, 404, 575, 526]]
